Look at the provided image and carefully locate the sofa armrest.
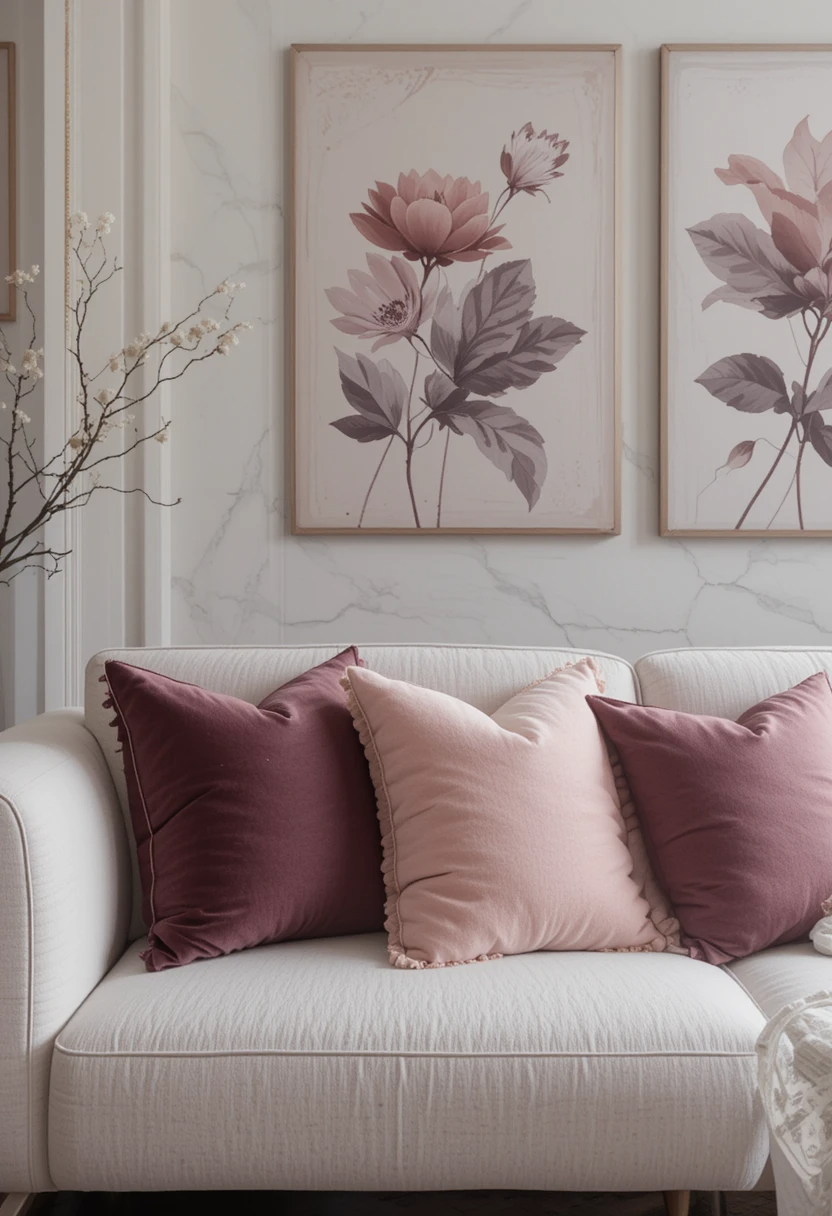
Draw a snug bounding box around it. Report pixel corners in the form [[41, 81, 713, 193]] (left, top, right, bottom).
[[0, 710, 131, 1193]]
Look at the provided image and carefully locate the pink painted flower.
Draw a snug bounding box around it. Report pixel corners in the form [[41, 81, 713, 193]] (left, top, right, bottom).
[[325, 253, 437, 351], [714, 117, 832, 316], [350, 170, 511, 266], [500, 123, 569, 196]]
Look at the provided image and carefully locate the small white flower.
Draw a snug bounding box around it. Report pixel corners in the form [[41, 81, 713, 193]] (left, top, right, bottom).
[[14, 408, 31, 425], [155, 429, 170, 443], [187, 324, 204, 342], [69, 211, 90, 231], [109, 356, 122, 373], [29, 264, 40, 277], [200, 316, 219, 333], [0, 401, 6, 410], [216, 281, 230, 294], [94, 388, 113, 406], [169, 331, 184, 347], [68, 434, 84, 450], [158, 321, 172, 335], [96, 212, 115, 235]]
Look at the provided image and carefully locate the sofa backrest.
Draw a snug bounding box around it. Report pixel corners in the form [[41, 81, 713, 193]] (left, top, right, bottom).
[[85, 644, 638, 940], [636, 647, 832, 718]]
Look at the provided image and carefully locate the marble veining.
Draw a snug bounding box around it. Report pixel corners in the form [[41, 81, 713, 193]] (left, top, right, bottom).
[[166, 0, 832, 665]]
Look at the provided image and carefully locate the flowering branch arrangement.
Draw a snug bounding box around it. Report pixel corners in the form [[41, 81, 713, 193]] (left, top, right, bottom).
[[0, 210, 251, 583], [325, 123, 584, 527], [690, 117, 832, 530]]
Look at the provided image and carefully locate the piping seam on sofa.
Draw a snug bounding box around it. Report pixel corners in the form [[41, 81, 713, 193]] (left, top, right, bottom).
[[53, 1045, 757, 1061]]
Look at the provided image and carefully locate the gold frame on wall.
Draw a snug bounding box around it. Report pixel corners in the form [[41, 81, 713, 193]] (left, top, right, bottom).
[[289, 43, 622, 536], [661, 43, 832, 538], [0, 42, 16, 322]]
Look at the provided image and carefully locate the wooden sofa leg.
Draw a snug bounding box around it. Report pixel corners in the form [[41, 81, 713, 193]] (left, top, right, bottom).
[[663, 1192, 691, 1216], [0, 1197, 35, 1216]]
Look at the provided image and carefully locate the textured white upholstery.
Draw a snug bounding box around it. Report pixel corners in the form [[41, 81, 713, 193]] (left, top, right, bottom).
[[49, 933, 768, 1192], [4, 644, 825, 1194], [729, 944, 832, 1020], [635, 647, 832, 718], [0, 711, 131, 1194], [84, 644, 639, 939]]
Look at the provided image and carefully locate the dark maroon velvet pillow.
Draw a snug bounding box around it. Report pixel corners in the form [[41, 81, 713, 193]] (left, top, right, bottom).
[[587, 673, 832, 965], [105, 648, 385, 971]]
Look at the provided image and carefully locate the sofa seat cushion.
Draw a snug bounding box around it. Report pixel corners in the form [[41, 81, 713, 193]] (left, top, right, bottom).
[[729, 942, 832, 1018], [49, 934, 768, 1192]]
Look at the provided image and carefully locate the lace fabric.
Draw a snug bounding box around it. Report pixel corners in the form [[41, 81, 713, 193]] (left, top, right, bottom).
[[757, 990, 832, 1215]]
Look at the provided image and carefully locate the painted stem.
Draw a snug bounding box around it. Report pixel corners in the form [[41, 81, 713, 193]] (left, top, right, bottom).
[[436, 429, 451, 527], [795, 427, 809, 530], [735, 311, 827, 530], [795, 316, 832, 528], [405, 346, 421, 528], [766, 463, 798, 529], [734, 419, 798, 530], [358, 433, 395, 528]]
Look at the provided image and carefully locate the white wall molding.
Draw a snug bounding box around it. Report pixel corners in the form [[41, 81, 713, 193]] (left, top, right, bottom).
[[138, 0, 172, 647], [41, 0, 175, 707], [40, 0, 69, 712]]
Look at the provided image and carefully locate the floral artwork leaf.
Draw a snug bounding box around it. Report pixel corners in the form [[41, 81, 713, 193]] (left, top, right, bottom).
[[336, 348, 406, 433], [431, 260, 536, 386], [435, 398, 547, 510], [782, 117, 832, 198], [687, 213, 807, 320], [460, 315, 586, 397], [330, 415, 397, 443], [808, 413, 832, 467], [423, 368, 469, 414], [456, 259, 537, 375], [695, 353, 790, 413], [803, 368, 832, 415]]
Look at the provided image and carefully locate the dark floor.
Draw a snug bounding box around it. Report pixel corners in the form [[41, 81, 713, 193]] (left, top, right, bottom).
[[28, 1191, 777, 1215]]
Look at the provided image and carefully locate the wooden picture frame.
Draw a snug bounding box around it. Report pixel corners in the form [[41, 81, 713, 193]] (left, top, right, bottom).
[[290, 44, 621, 535], [661, 43, 832, 537], [0, 43, 16, 322]]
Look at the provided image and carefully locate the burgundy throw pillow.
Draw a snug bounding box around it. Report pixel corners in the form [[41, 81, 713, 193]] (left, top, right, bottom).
[[587, 673, 832, 965], [105, 648, 385, 971]]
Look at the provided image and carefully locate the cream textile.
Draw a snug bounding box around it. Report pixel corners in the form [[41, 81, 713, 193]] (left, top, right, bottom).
[[343, 659, 668, 966], [49, 933, 769, 1192], [757, 991, 832, 1215], [635, 647, 832, 717], [0, 711, 130, 1193], [85, 644, 639, 940], [729, 944, 832, 1020]]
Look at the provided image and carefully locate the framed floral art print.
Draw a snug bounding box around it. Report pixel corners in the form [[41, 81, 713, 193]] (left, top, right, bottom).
[[290, 44, 620, 534], [662, 44, 832, 536]]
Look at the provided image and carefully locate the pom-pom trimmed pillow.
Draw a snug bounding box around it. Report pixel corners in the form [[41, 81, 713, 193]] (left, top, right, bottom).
[[588, 672, 832, 965], [105, 647, 385, 971], [342, 658, 675, 969]]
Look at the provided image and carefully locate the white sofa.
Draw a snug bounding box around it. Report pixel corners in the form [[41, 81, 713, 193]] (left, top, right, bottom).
[[2, 644, 832, 1205]]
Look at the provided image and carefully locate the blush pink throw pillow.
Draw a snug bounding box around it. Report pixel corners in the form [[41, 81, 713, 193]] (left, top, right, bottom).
[[587, 672, 832, 965], [342, 658, 671, 969]]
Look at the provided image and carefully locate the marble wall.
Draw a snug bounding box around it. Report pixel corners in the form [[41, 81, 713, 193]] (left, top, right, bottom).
[[165, 0, 832, 663]]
